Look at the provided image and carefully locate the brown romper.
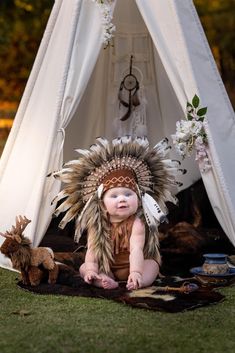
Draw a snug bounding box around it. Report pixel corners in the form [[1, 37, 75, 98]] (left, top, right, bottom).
[[110, 215, 135, 281]]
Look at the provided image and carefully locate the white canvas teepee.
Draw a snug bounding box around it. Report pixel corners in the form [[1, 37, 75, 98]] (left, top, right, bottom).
[[0, 0, 234, 270]]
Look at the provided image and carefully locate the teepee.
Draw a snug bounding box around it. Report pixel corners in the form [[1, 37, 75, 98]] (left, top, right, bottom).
[[0, 0, 234, 270]]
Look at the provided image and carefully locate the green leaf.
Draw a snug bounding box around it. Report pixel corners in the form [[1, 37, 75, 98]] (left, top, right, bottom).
[[187, 102, 193, 108], [192, 94, 200, 108], [187, 114, 193, 121], [197, 107, 207, 116]]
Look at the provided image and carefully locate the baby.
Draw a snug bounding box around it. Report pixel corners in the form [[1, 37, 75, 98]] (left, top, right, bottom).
[[53, 137, 180, 291], [79, 176, 159, 290]]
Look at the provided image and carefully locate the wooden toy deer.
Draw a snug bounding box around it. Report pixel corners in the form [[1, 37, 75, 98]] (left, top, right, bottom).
[[0, 215, 59, 286]]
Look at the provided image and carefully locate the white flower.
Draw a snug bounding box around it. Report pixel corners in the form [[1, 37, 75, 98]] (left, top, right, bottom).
[[177, 131, 191, 140], [191, 121, 203, 135], [171, 95, 211, 172], [93, 0, 115, 47], [195, 136, 203, 145]]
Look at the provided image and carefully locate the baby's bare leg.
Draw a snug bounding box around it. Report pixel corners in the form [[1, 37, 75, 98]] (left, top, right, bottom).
[[141, 259, 159, 288], [128, 259, 159, 290]]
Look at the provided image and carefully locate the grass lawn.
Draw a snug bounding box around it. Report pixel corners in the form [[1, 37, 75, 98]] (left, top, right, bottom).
[[0, 268, 235, 353]]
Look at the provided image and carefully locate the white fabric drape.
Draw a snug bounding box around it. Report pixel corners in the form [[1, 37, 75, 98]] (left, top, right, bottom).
[[136, 0, 235, 245], [0, 0, 105, 269]]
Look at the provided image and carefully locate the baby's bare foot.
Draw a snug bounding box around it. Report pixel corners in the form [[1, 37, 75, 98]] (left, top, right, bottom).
[[101, 276, 118, 289]]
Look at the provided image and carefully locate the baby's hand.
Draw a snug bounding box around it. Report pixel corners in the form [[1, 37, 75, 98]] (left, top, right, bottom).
[[84, 270, 101, 284], [126, 271, 142, 290]]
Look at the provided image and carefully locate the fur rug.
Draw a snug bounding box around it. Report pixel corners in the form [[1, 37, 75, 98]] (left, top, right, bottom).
[[17, 259, 225, 313]]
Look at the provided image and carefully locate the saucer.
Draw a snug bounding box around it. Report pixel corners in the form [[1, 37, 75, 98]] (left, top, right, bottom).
[[190, 266, 235, 286]]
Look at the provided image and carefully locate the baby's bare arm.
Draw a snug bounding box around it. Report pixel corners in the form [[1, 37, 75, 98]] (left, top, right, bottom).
[[83, 235, 100, 282], [127, 218, 145, 289], [129, 218, 145, 273]]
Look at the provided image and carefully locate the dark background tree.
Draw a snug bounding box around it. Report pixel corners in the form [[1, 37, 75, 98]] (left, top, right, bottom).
[[0, 0, 234, 104], [194, 0, 235, 106], [0, 0, 54, 102]]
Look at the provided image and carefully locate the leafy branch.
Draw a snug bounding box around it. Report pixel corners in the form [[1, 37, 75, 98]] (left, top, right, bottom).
[[186, 94, 208, 122]]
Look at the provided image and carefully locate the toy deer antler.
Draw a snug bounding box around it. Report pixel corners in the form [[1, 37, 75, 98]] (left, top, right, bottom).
[[0, 215, 31, 240], [12, 216, 31, 235]]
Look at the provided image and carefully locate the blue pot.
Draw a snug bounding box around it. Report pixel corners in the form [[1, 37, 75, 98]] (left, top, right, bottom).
[[203, 253, 228, 265]]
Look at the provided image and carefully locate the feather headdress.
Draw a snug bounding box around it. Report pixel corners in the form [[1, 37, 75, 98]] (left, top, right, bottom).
[[52, 136, 185, 273]]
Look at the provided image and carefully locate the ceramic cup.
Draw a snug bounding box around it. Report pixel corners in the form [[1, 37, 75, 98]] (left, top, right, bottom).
[[202, 253, 229, 275]]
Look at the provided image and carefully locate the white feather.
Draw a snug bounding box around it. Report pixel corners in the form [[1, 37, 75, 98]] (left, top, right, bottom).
[[51, 190, 67, 205], [90, 143, 102, 153], [97, 184, 104, 199], [142, 195, 158, 228], [153, 138, 171, 157], [162, 159, 181, 168], [54, 201, 73, 217], [112, 137, 122, 146], [96, 137, 109, 147], [64, 159, 82, 166], [142, 193, 167, 223], [136, 136, 149, 147], [76, 194, 94, 225], [164, 166, 186, 175], [153, 137, 168, 149], [164, 190, 178, 205], [53, 167, 74, 176], [74, 148, 91, 156], [96, 137, 110, 154], [120, 136, 131, 144]]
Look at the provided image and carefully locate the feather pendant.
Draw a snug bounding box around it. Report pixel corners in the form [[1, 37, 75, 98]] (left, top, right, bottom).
[[142, 195, 158, 230], [142, 193, 168, 224]]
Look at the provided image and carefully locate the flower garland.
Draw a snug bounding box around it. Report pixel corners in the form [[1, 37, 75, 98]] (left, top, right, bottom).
[[92, 0, 116, 48], [171, 95, 211, 172]]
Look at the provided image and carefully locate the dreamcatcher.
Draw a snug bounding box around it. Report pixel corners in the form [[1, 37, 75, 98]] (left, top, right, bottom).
[[118, 55, 140, 121], [114, 55, 148, 138]]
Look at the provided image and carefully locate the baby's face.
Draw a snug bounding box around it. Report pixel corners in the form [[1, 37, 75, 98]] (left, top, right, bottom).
[[103, 187, 138, 223]]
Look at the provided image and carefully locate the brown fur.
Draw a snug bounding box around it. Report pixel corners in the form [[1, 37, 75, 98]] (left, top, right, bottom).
[[159, 221, 206, 254], [0, 235, 59, 286]]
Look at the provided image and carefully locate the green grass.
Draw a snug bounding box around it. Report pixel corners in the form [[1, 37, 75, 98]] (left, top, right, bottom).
[[0, 268, 235, 353]]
